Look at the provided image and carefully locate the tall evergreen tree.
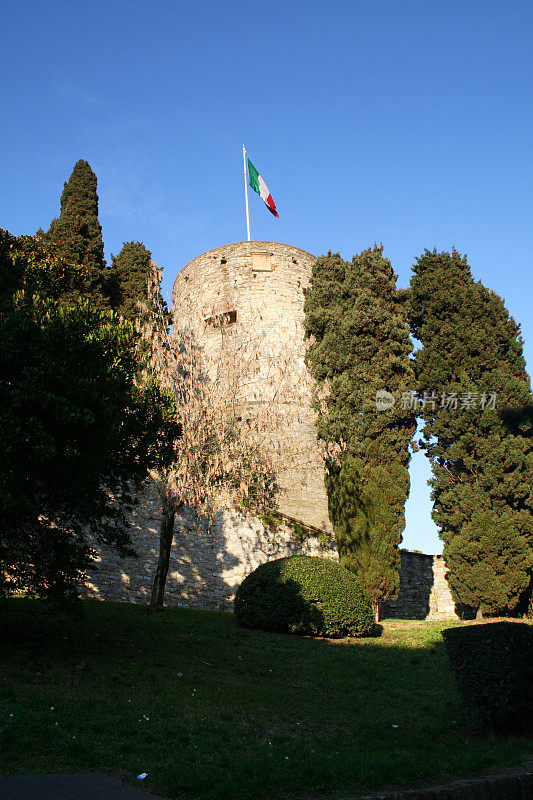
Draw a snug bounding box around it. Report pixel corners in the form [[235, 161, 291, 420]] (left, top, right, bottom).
[[304, 246, 417, 621], [109, 241, 168, 324], [46, 159, 108, 306], [409, 249, 533, 615]]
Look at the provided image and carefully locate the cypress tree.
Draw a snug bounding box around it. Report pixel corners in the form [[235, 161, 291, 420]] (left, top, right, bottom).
[[304, 246, 417, 621], [47, 159, 108, 305], [110, 241, 168, 323], [409, 249, 533, 615]]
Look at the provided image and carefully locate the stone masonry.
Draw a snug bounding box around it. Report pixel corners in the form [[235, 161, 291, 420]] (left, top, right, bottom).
[[83, 240, 460, 620], [84, 480, 337, 610], [382, 551, 458, 620], [171, 240, 331, 531], [84, 481, 459, 618]]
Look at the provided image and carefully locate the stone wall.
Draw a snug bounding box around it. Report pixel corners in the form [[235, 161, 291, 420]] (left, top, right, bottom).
[[382, 551, 458, 620], [83, 483, 460, 619], [83, 480, 337, 610]]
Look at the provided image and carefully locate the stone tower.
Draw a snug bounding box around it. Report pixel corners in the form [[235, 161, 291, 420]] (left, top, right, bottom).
[[83, 239, 460, 618], [172, 240, 331, 534]]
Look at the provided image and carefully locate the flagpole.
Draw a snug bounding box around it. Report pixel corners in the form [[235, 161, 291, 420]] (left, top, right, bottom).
[[243, 144, 251, 242]]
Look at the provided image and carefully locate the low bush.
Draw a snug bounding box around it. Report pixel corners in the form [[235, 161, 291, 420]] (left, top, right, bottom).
[[234, 555, 374, 637], [442, 621, 533, 733]]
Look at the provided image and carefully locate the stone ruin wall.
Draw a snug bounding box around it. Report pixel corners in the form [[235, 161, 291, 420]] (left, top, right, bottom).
[[382, 551, 457, 620], [83, 240, 460, 620]]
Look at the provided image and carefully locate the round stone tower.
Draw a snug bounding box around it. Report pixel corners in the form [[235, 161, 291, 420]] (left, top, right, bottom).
[[172, 240, 331, 534], [82, 240, 456, 616]]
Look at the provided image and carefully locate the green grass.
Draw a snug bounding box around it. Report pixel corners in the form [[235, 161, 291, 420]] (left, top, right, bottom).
[[0, 598, 531, 799]]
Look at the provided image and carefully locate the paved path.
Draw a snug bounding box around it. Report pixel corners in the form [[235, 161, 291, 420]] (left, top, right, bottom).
[[0, 773, 164, 800]]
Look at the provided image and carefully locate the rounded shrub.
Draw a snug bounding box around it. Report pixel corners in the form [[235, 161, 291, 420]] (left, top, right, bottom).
[[234, 555, 374, 637]]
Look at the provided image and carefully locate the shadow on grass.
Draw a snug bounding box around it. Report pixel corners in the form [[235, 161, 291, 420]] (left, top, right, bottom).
[[1, 598, 531, 800]]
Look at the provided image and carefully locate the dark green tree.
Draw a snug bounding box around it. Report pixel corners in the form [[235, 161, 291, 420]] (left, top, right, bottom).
[[409, 249, 533, 615], [109, 241, 169, 324], [46, 159, 108, 306], [304, 247, 417, 621], [0, 229, 178, 601]]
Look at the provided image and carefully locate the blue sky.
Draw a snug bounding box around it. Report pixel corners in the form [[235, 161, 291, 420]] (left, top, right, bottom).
[[2, 0, 532, 554]]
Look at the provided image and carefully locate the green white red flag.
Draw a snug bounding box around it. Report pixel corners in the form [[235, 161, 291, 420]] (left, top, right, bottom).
[[247, 158, 279, 217]]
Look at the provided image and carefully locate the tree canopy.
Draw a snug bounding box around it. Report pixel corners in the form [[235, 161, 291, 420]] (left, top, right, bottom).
[[109, 241, 169, 323], [46, 159, 109, 307], [304, 246, 416, 619], [0, 229, 178, 600], [408, 249, 533, 615]]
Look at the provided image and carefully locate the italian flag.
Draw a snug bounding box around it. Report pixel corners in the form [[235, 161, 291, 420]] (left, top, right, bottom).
[[248, 158, 279, 217]]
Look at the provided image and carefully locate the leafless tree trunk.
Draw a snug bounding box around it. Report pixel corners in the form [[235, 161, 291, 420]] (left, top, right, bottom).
[[149, 495, 181, 611]]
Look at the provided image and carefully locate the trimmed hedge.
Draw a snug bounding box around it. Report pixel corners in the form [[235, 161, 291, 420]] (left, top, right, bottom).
[[234, 555, 374, 637], [442, 621, 533, 733]]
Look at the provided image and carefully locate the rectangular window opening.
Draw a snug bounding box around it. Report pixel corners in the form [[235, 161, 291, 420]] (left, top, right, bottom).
[[204, 309, 237, 328]]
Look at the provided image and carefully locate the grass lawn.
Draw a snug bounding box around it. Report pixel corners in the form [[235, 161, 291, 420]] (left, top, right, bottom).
[[1, 598, 531, 799]]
